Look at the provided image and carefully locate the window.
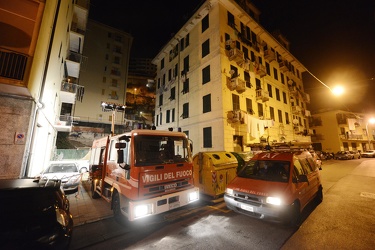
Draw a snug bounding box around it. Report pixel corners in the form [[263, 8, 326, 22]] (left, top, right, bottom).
[[161, 58, 164, 69], [285, 112, 290, 124], [244, 71, 251, 88], [246, 98, 253, 114], [273, 67, 278, 80], [281, 72, 285, 84], [168, 69, 172, 81], [159, 94, 163, 107], [276, 88, 280, 101], [166, 110, 170, 123], [202, 39, 210, 58], [227, 12, 235, 27], [156, 115, 159, 126], [270, 106, 275, 120], [182, 103, 189, 119], [243, 46, 249, 60], [160, 112, 163, 125], [183, 56, 189, 73], [203, 127, 212, 148], [283, 92, 288, 104], [180, 37, 185, 51], [202, 65, 210, 84], [266, 62, 270, 75], [278, 109, 283, 123], [267, 84, 273, 98], [203, 94, 211, 113], [186, 34, 190, 47], [258, 103, 263, 117], [256, 78, 261, 89], [202, 14, 209, 32], [232, 94, 240, 110], [182, 78, 189, 94], [169, 87, 175, 100], [172, 108, 175, 122]]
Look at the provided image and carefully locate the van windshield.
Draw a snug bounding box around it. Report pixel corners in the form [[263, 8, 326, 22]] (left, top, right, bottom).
[[238, 160, 290, 183], [134, 135, 190, 166]]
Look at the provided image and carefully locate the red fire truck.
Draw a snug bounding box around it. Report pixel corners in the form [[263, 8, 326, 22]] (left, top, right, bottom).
[[89, 129, 199, 221]]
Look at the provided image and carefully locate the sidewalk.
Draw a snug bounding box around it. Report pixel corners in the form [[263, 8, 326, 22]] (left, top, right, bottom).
[[66, 175, 113, 226]]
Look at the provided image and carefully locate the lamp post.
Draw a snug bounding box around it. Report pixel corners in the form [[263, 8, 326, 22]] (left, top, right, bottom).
[[366, 118, 375, 150]]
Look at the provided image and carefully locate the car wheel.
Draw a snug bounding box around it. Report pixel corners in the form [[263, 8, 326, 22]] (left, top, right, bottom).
[[315, 186, 323, 204], [91, 181, 100, 199], [284, 201, 301, 227]]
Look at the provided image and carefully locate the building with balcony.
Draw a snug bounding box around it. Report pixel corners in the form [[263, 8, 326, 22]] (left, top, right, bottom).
[[73, 20, 132, 135], [309, 110, 375, 153], [0, 0, 89, 178], [152, 0, 312, 154]]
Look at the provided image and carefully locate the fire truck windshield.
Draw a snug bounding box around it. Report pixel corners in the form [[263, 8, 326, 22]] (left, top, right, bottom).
[[134, 135, 190, 166]]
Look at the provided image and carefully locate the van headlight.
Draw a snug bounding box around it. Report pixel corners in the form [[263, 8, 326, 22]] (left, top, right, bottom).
[[226, 188, 233, 196], [134, 204, 152, 218], [189, 191, 199, 202], [266, 197, 281, 206]]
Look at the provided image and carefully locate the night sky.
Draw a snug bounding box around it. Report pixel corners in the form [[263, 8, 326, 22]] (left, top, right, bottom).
[[89, 0, 375, 114]]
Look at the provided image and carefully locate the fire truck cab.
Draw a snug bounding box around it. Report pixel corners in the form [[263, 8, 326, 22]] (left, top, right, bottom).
[[90, 129, 199, 221]]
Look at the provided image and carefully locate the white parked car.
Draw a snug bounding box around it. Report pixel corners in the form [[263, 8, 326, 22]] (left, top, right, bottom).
[[40, 162, 81, 193], [361, 150, 375, 158]]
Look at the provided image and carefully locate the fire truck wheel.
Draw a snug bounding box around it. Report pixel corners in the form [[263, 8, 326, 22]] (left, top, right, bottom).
[[91, 181, 100, 199], [112, 191, 121, 219]]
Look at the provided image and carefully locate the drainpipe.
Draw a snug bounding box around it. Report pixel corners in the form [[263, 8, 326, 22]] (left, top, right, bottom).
[[22, 0, 61, 177]]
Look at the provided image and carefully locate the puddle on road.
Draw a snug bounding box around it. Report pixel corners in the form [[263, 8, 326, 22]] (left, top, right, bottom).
[[360, 192, 375, 199]]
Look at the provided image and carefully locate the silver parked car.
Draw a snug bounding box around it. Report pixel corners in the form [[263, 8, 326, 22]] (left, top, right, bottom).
[[361, 150, 375, 158], [349, 150, 361, 159], [335, 151, 353, 160], [40, 162, 81, 193]]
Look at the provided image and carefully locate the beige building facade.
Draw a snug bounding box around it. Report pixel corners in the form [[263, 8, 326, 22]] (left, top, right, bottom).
[[73, 20, 132, 134], [152, 0, 312, 155], [310, 110, 375, 153]]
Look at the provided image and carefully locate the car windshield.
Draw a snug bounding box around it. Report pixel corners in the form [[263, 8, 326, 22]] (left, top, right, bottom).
[[46, 164, 78, 173], [134, 135, 190, 166], [237, 160, 290, 183]]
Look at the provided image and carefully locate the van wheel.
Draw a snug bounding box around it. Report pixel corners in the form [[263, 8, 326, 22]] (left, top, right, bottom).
[[91, 181, 100, 199], [315, 186, 323, 204], [288, 201, 301, 227]]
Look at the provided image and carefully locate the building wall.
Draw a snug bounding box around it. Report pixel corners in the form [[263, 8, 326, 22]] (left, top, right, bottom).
[[152, 0, 311, 155], [310, 110, 375, 153], [74, 20, 133, 126]]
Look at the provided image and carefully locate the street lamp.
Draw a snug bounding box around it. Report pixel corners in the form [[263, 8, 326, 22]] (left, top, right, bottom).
[[366, 118, 375, 150]]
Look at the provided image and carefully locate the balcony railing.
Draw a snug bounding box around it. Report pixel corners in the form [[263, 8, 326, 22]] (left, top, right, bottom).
[[0, 48, 29, 81]]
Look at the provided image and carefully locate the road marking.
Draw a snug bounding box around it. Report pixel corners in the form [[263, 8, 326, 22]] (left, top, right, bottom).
[[360, 192, 375, 199]]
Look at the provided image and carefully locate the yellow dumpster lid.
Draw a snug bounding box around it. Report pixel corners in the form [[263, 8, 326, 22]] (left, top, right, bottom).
[[197, 151, 238, 167]]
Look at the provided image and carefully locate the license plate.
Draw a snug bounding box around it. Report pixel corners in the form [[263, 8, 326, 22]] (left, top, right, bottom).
[[169, 202, 180, 210], [240, 203, 254, 212]]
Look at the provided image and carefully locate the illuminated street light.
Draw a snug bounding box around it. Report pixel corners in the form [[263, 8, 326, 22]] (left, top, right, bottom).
[[366, 118, 375, 150], [332, 85, 344, 96]]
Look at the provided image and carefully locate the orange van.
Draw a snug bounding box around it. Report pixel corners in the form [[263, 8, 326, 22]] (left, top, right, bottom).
[[224, 151, 323, 226]]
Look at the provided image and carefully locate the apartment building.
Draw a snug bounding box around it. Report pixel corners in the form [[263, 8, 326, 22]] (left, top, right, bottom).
[[152, 0, 312, 154], [310, 110, 375, 152], [73, 20, 132, 134], [0, 0, 89, 178]]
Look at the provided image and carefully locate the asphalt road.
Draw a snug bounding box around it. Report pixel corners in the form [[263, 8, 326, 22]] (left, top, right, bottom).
[[70, 158, 375, 249]]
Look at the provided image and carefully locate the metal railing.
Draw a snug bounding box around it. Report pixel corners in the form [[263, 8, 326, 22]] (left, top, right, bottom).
[[0, 48, 29, 81]]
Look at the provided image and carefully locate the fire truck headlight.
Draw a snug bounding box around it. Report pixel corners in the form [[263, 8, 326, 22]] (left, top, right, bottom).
[[266, 197, 282, 206], [226, 188, 233, 196], [188, 191, 199, 202], [134, 204, 152, 218]]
